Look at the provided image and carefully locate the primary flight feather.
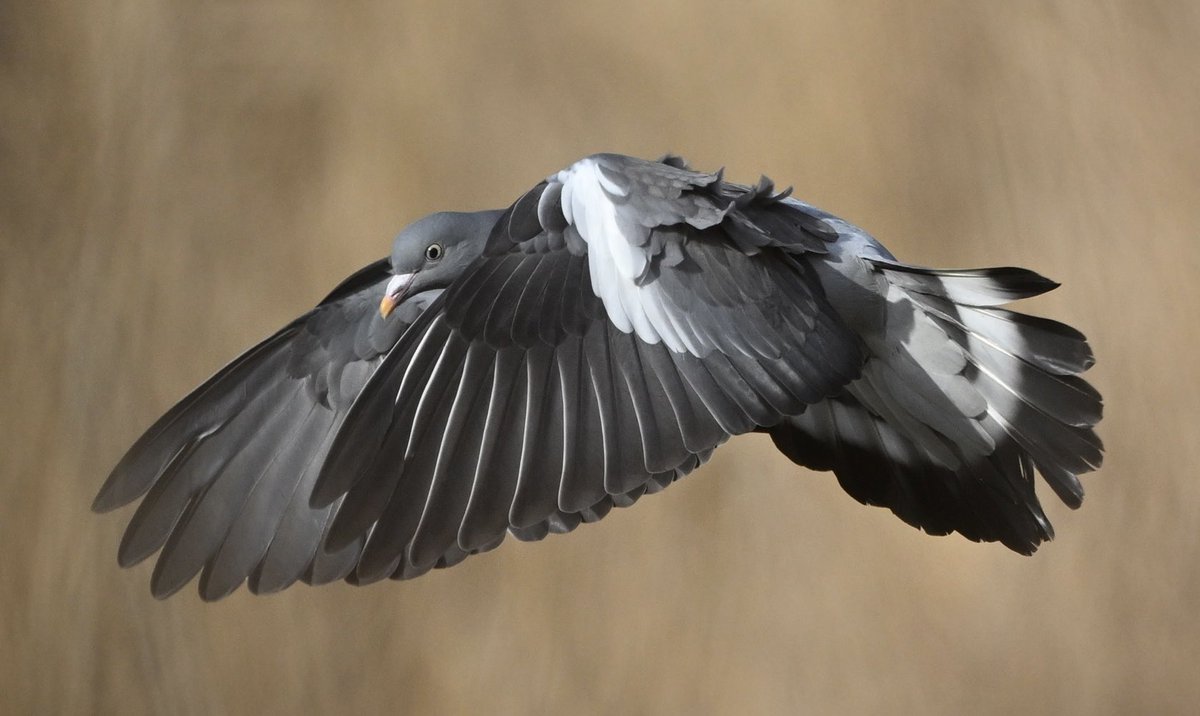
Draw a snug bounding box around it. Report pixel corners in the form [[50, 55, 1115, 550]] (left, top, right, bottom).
[[94, 153, 1103, 600]]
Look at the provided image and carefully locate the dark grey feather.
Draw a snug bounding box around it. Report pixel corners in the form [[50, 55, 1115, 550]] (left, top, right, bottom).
[[456, 347, 526, 551]]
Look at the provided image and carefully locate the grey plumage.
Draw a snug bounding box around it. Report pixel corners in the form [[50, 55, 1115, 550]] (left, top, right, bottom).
[[94, 153, 1103, 599]]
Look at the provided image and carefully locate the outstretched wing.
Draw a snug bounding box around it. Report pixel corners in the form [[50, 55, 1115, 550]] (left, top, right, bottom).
[[312, 154, 864, 585], [93, 259, 441, 600]]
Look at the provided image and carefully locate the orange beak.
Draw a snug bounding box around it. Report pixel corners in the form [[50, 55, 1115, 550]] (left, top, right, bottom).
[[379, 295, 398, 318], [379, 272, 415, 318]]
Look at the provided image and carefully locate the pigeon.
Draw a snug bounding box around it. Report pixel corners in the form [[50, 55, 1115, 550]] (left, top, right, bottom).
[[93, 153, 1103, 600]]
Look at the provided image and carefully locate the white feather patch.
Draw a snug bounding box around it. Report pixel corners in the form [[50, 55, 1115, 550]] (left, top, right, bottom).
[[553, 157, 695, 354]]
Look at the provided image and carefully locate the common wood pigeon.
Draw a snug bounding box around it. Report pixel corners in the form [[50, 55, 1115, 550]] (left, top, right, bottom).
[[94, 153, 1103, 600]]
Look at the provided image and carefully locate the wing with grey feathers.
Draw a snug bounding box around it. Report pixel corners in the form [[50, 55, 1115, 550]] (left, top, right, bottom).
[[310, 155, 864, 585], [93, 259, 439, 599]]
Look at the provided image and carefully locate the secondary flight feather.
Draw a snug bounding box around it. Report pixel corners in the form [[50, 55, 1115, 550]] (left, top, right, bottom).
[[94, 153, 1103, 600]]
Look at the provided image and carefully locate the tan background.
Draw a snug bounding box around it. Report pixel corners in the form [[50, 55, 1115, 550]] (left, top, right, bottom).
[[3, 2, 1198, 714]]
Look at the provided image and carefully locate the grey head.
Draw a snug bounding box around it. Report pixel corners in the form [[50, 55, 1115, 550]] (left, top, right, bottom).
[[380, 209, 503, 317]]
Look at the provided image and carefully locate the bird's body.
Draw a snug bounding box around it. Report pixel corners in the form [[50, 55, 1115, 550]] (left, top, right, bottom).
[[95, 153, 1103, 600]]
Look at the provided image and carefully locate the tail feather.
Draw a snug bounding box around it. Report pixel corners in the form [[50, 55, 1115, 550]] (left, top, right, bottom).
[[867, 258, 1060, 306], [910, 292, 1095, 374], [944, 320, 1100, 427], [780, 258, 1102, 552]]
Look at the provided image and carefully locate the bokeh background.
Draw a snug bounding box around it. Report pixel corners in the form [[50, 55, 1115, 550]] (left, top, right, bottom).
[[3, 1, 1198, 714]]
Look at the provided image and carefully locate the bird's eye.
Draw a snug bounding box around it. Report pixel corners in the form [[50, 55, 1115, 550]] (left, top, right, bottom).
[[425, 243, 443, 261]]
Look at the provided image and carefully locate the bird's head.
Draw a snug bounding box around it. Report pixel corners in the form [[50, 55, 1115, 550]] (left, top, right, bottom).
[[380, 209, 502, 318]]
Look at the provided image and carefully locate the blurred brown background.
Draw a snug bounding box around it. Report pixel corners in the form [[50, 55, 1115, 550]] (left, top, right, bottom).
[[3, 1, 1198, 714]]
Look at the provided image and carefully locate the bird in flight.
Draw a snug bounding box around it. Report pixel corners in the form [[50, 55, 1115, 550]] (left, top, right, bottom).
[[94, 153, 1103, 600]]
